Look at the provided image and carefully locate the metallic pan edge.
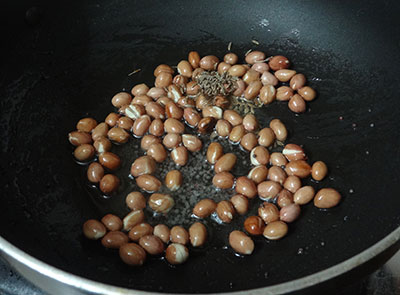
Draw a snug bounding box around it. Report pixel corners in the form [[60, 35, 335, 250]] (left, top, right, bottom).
[[1, 227, 400, 295]]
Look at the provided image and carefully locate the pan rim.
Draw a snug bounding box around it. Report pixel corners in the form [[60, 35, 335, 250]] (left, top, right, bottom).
[[1, 226, 400, 295]]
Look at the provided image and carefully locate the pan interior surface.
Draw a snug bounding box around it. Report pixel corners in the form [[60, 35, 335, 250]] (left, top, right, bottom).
[[1, 0, 400, 293]]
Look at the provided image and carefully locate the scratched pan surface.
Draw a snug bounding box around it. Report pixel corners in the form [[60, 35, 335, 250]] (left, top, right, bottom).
[[1, 0, 400, 293]]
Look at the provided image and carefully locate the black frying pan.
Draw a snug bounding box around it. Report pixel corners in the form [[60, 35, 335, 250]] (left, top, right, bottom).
[[1, 0, 400, 294]]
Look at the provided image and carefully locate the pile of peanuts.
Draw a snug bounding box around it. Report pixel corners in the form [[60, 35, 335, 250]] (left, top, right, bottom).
[[82, 207, 206, 265], [69, 49, 340, 265]]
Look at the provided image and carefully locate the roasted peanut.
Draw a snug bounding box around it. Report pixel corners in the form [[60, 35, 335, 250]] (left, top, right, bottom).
[[280, 203, 301, 223], [263, 221, 288, 240], [285, 160, 311, 178], [68, 131, 92, 146], [145, 102, 165, 120], [229, 125, 246, 143], [290, 73, 306, 90], [188, 51, 201, 68], [276, 189, 294, 208], [216, 200, 235, 223], [165, 101, 184, 119], [228, 65, 247, 77], [105, 113, 120, 127], [259, 85, 276, 104], [239, 130, 257, 150], [147, 143, 167, 163], [258, 127, 276, 147], [170, 226, 189, 245], [230, 194, 249, 215], [92, 123, 109, 141], [165, 170, 183, 191], [87, 162, 104, 183], [136, 175, 161, 192], [261, 71, 278, 86], [129, 223, 153, 242], [125, 191, 146, 211], [217, 62, 231, 74], [251, 62, 269, 74], [298, 86, 317, 101], [183, 107, 201, 127], [213, 172, 235, 189], [100, 174, 120, 194], [243, 69, 260, 84], [141, 134, 161, 151], [207, 142, 224, 164], [182, 134, 202, 152], [147, 87, 167, 99], [233, 79, 246, 96], [193, 199, 217, 218], [119, 243, 146, 266], [242, 114, 259, 132], [288, 94, 307, 113], [112, 92, 132, 108], [244, 215, 265, 235], [130, 156, 156, 177], [153, 224, 170, 243], [250, 146, 270, 166], [244, 80, 262, 100], [257, 180, 282, 200], [125, 104, 145, 120], [139, 235, 165, 255], [77, 118, 97, 133], [215, 119, 232, 138], [189, 222, 207, 247], [108, 126, 130, 144], [214, 153, 237, 173], [177, 60, 193, 78], [213, 96, 231, 109], [268, 55, 290, 71], [148, 193, 174, 213], [117, 117, 134, 130], [165, 243, 189, 265], [294, 186, 315, 205], [248, 165, 268, 184], [197, 117, 216, 134], [275, 69, 296, 82], [171, 146, 189, 166], [224, 53, 238, 65], [101, 231, 129, 249], [202, 106, 223, 119], [199, 55, 219, 70], [311, 161, 328, 181], [235, 176, 257, 198], [74, 144, 95, 162], [122, 210, 145, 231], [269, 119, 288, 141], [267, 166, 287, 185], [258, 202, 280, 223], [229, 230, 254, 255], [283, 175, 302, 194], [132, 115, 151, 137], [245, 50, 266, 64], [314, 188, 341, 208], [163, 133, 182, 149], [155, 72, 173, 88], [149, 118, 164, 137], [83, 219, 106, 240], [131, 83, 149, 97], [98, 152, 121, 171], [132, 95, 152, 106], [276, 86, 294, 101], [270, 152, 288, 167]]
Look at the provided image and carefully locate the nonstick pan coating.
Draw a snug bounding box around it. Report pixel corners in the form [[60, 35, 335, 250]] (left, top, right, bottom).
[[1, 0, 400, 293]]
